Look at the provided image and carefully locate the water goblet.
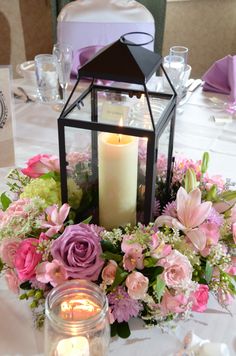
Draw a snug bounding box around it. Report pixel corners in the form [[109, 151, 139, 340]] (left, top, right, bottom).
[[53, 43, 73, 106], [169, 46, 188, 69], [162, 55, 185, 96]]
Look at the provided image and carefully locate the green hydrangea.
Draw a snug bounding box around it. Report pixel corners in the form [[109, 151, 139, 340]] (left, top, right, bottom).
[[67, 178, 83, 210], [20, 178, 61, 208]]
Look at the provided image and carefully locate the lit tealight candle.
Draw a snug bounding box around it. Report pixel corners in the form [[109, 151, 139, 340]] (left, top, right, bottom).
[[98, 132, 138, 229], [56, 336, 89, 356]]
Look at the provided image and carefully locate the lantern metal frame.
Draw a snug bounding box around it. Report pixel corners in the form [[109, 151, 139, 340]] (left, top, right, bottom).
[[58, 35, 177, 225]]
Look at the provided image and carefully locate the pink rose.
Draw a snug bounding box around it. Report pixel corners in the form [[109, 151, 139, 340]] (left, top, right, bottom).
[[36, 260, 68, 287], [0, 238, 20, 267], [191, 284, 209, 312], [161, 290, 188, 315], [21, 154, 59, 178], [5, 269, 20, 294], [159, 250, 193, 288], [125, 271, 149, 300], [14, 238, 42, 281], [101, 260, 117, 285]]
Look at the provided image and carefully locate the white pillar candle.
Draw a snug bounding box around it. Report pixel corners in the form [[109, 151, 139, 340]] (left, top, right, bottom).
[[98, 132, 138, 229], [56, 336, 89, 356]]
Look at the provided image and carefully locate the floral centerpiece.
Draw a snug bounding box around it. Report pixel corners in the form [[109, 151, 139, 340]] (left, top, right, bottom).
[[0, 152, 236, 338]]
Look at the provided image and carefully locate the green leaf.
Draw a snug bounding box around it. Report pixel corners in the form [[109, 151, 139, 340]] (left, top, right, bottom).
[[205, 261, 213, 283], [143, 257, 158, 268], [0, 258, 4, 273], [154, 276, 165, 302], [117, 322, 131, 339], [101, 239, 120, 254], [142, 266, 164, 283], [101, 251, 123, 263], [20, 281, 32, 290], [81, 215, 92, 224], [110, 322, 118, 337], [111, 266, 128, 290], [40, 171, 61, 182], [201, 152, 209, 174], [205, 184, 217, 201], [0, 192, 11, 211], [220, 191, 236, 201]]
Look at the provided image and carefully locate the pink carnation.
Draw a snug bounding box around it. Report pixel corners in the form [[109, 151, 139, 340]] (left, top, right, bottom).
[[0, 198, 31, 228], [159, 250, 193, 288], [125, 271, 149, 300], [191, 284, 209, 312], [203, 174, 225, 191], [14, 238, 42, 281], [21, 154, 59, 178]]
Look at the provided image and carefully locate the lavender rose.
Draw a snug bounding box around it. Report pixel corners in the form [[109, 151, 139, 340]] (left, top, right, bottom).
[[51, 223, 104, 280]]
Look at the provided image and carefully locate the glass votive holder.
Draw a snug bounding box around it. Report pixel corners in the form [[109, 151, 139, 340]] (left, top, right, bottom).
[[44, 280, 110, 356]]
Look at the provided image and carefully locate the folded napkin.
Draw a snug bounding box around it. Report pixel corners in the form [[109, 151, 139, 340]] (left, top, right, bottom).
[[202, 55, 236, 102], [173, 331, 230, 356]]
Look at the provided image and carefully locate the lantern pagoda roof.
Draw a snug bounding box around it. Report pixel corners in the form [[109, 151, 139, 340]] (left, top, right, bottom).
[[78, 39, 162, 85]]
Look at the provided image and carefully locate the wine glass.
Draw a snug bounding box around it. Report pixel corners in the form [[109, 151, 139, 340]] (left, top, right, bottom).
[[53, 43, 73, 106]]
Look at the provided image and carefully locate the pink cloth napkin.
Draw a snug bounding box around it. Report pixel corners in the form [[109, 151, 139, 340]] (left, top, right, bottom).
[[202, 55, 236, 102]]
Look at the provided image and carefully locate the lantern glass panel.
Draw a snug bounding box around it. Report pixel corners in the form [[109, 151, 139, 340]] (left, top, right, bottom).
[[156, 119, 172, 211], [65, 83, 170, 130], [64, 123, 151, 228]]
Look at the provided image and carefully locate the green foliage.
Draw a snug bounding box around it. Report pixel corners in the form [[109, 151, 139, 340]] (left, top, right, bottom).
[[153, 276, 166, 302], [205, 261, 213, 283], [201, 152, 209, 174], [110, 266, 128, 290], [101, 251, 123, 263], [0, 192, 11, 211], [142, 266, 164, 284], [184, 168, 197, 193], [111, 321, 131, 338], [40, 171, 61, 182]]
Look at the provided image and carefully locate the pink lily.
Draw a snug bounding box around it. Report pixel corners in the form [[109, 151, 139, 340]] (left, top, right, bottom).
[[155, 187, 212, 250], [41, 203, 70, 237]]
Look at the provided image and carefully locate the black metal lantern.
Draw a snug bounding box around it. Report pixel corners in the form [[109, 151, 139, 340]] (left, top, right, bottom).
[[58, 33, 177, 229]]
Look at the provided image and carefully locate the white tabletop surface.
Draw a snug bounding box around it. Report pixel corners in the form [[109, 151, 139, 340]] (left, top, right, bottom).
[[0, 78, 236, 355]]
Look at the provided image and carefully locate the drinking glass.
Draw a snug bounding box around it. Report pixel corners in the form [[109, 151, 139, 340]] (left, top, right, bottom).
[[35, 54, 59, 103], [169, 46, 188, 68], [163, 55, 185, 95], [53, 43, 73, 104]]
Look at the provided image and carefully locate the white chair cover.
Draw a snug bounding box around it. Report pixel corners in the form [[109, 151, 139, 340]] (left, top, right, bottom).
[[57, 0, 155, 75]]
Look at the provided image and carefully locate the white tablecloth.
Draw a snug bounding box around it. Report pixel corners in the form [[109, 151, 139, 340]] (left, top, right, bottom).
[[0, 79, 236, 355]]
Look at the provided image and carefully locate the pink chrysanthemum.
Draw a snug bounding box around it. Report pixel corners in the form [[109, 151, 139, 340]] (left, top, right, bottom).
[[206, 207, 224, 227], [108, 286, 142, 323], [162, 201, 177, 218]]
